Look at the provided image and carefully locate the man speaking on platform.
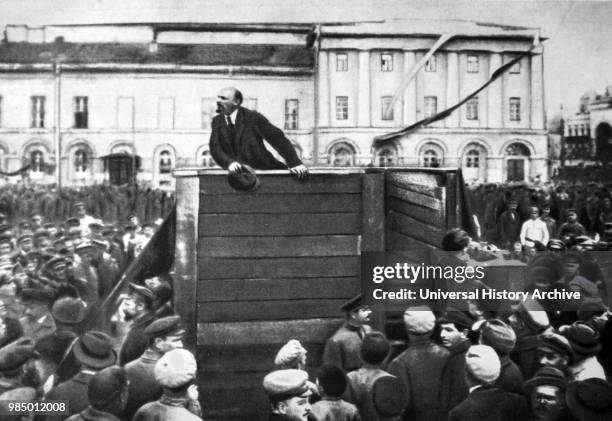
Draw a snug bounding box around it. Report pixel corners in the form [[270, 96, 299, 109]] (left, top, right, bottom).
[[209, 87, 308, 178]]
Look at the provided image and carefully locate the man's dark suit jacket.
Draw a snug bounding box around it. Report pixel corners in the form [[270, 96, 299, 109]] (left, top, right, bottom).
[[209, 107, 303, 170], [448, 385, 529, 421]]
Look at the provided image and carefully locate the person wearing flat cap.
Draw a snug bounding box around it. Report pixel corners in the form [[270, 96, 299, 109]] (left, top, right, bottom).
[[438, 309, 477, 416], [263, 369, 313, 421], [73, 202, 100, 237], [499, 199, 521, 250], [133, 348, 202, 421], [523, 367, 569, 421], [43, 330, 117, 421], [118, 283, 157, 366], [66, 366, 129, 421], [478, 319, 523, 394], [387, 305, 449, 421], [448, 345, 529, 421], [122, 315, 186, 421], [560, 321, 606, 381], [558, 208, 586, 240], [508, 298, 550, 379], [0, 337, 40, 394], [537, 331, 573, 374], [322, 294, 373, 373]]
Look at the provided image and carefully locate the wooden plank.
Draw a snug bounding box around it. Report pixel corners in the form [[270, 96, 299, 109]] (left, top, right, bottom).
[[387, 184, 443, 211], [445, 171, 459, 229], [387, 172, 444, 198], [387, 230, 438, 250], [387, 196, 444, 227], [198, 256, 360, 279], [199, 387, 269, 419], [197, 299, 347, 322], [386, 170, 444, 188], [196, 343, 326, 373], [198, 213, 360, 236], [197, 277, 360, 302], [199, 193, 361, 214], [197, 318, 344, 346], [198, 235, 360, 258], [361, 172, 386, 252], [387, 211, 442, 247], [200, 174, 362, 194], [173, 176, 199, 349]]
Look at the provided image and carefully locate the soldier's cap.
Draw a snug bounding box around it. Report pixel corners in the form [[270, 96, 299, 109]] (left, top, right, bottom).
[[154, 348, 197, 388], [439, 308, 475, 331], [0, 338, 39, 372], [88, 366, 128, 409], [128, 283, 155, 303], [547, 239, 566, 251], [64, 217, 80, 228], [263, 369, 311, 401], [74, 242, 95, 254], [73, 202, 86, 209], [51, 296, 88, 325], [52, 237, 69, 246], [0, 224, 10, 234], [43, 223, 56, 230], [88, 222, 104, 231], [523, 367, 567, 396], [33, 228, 50, 239], [67, 227, 82, 236], [227, 165, 260, 192], [339, 294, 368, 313], [465, 345, 501, 384], [20, 288, 54, 303], [372, 375, 408, 418], [25, 251, 42, 262], [144, 315, 185, 338], [18, 220, 31, 229], [567, 208, 577, 214], [92, 238, 109, 249], [73, 331, 116, 369], [479, 319, 516, 355], [0, 235, 13, 245], [566, 378, 612, 421], [16, 234, 33, 244]]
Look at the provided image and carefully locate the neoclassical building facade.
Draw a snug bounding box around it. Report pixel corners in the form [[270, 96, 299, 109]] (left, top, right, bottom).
[[0, 20, 548, 186]]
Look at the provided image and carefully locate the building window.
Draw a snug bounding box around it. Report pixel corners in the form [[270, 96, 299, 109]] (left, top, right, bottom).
[[381, 53, 393, 72], [159, 150, 173, 174], [329, 142, 356, 166], [336, 53, 348, 72], [381, 96, 394, 120], [336, 96, 349, 120], [73, 96, 88, 129], [284, 99, 299, 130], [243, 98, 258, 111], [201, 98, 216, 129], [423, 149, 440, 167], [74, 148, 89, 172], [510, 57, 521, 74], [375, 147, 397, 166], [509, 97, 521, 121], [465, 149, 480, 168], [424, 96, 437, 118], [30, 150, 45, 173], [466, 97, 479, 121], [425, 55, 437, 72], [31, 96, 45, 128], [467, 55, 479, 73]]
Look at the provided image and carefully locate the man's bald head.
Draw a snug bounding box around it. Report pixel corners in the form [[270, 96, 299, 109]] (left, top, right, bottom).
[[217, 87, 243, 115]]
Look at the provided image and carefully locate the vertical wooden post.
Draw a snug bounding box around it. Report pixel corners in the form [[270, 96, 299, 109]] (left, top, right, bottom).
[[173, 172, 199, 350], [445, 170, 459, 230]]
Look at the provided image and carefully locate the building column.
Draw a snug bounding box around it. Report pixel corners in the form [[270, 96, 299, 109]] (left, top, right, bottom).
[[488, 53, 503, 129], [357, 50, 371, 127], [402, 51, 417, 126], [530, 46, 545, 130], [445, 52, 459, 128], [318, 51, 330, 127]]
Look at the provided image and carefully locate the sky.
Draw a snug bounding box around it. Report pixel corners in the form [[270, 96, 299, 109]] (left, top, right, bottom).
[[1, 0, 611, 117]]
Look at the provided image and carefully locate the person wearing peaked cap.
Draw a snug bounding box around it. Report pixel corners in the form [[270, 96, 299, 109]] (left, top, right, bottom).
[[44, 331, 117, 421], [133, 349, 202, 421], [66, 366, 129, 421], [565, 378, 612, 421], [0, 235, 13, 258], [560, 321, 606, 381], [275, 339, 307, 370], [448, 345, 529, 421], [540, 203, 556, 240], [346, 331, 406, 421], [438, 309, 474, 416], [311, 365, 360, 421], [117, 283, 157, 366], [65, 217, 80, 228], [16, 233, 34, 254], [122, 315, 186, 421], [499, 199, 521, 249], [546, 239, 566, 252], [262, 369, 313, 421], [33, 228, 52, 250], [508, 298, 550, 379], [577, 298, 609, 332], [478, 319, 523, 394], [73, 202, 99, 237], [537, 331, 573, 372], [322, 294, 372, 373], [523, 366, 569, 421], [0, 337, 39, 394], [387, 304, 449, 421], [18, 288, 56, 342]]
